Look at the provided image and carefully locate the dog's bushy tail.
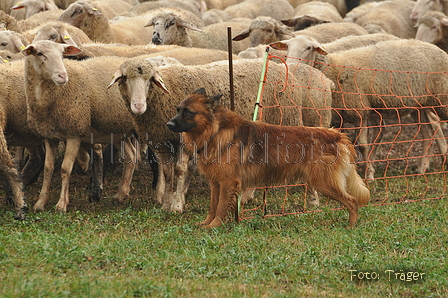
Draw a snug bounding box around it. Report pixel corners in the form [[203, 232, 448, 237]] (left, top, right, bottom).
[[340, 135, 371, 206], [346, 168, 370, 206]]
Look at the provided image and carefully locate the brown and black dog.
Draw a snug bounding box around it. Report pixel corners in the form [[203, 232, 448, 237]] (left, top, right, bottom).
[[167, 88, 370, 228]]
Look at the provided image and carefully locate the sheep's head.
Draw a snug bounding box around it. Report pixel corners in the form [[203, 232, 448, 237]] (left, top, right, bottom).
[[22, 40, 82, 86], [144, 12, 202, 46], [0, 30, 26, 53], [269, 35, 327, 66], [58, 1, 102, 28], [281, 15, 330, 31], [33, 22, 79, 47], [411, 0, 443, 21], [415, 11, 448, 44], [11, 0, 57, 19], [108, 59, 170, 115], [233, 16, 294, 47]]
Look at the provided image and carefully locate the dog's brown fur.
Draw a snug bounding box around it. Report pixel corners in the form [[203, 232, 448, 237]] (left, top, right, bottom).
[[167, 88, 370, 228]]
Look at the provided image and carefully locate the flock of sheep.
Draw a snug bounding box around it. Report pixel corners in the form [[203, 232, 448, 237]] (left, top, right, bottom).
[[1, 0, 448, 221]]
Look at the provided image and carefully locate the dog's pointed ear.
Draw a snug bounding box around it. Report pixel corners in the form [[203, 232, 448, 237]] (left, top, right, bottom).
[[207, 94, 223, 109], [194, 87, 206, 96]]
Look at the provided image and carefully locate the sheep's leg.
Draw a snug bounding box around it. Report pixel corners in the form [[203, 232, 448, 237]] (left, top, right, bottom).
[[89, 143, 104, 203], [55, 137, 82, 212], [170, 150, 190, 213], [34, 138, 59, 212], [74, 145, 90, 174], [416, 111, 447, 173], [112, 137, 136, 203], [21, 145, 45, 186], [153, 162, 166, 205], [357, 120, 375, 181], [0, 131, 27, 219]]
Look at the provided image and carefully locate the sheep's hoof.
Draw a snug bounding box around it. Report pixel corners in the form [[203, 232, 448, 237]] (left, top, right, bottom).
[[151, 196, 163, 205], [170, 203, 184, 213], [55, 204, 67, 213], [161, 203, 171, 211], [89, 188, 103, 203], [33, 203, 45, 212]]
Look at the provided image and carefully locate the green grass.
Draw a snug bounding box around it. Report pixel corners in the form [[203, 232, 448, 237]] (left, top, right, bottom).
[[0, 162, 447, 297]]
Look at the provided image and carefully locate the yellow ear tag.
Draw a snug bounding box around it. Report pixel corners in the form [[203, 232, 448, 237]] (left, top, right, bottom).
[[20, 45, 25, 51], [3, 59, 9, 63], [64, 35, 70, 40], [16, 2, 21, 5], [92, 8, 98, 10]]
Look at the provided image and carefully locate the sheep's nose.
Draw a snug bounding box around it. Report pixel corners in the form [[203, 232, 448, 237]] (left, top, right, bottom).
[[152, 37, 162, 45]]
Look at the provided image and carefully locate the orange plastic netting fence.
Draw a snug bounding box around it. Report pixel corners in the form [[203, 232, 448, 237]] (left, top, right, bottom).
[[239, 50, 447, 221]]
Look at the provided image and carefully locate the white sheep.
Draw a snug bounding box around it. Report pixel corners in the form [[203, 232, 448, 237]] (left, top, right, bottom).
[[355, 0, 417, 38], [121, 0, 202, 18], [272, 38, 448, 179], [232, 16, 296, 48], [58, 1, 152, 45], [411, 0, 448, 21], [202, 0, 294, 25], [0, 60, 32, 220], [415, 11, 448, 53], [343, 1, 381, 23], [281, 1, 344, 31], [22, 40, 139, 212], [107, 58, 333, 211]]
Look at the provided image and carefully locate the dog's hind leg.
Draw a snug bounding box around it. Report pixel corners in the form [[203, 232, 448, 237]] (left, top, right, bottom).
[[310, 173, 359, 227]]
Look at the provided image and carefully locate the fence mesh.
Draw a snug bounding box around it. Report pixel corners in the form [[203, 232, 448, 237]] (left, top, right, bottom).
[[239, 49, 448, 221]]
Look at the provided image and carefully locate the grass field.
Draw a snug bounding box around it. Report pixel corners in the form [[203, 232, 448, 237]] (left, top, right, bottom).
[[1, 157, 447, 298]]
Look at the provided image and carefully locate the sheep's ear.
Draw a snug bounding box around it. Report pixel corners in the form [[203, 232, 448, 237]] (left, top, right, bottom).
[[194, 87, 206, 96], [22, 45, 36, 56], [269, 41, 289, 51], [143, 18, 155, 27], [207, 94, 223, 109], [88, 7, 102, 16], [10, 2, 26, 10], [107, 69, 123, 89], [274, 23, 295, 38], [63, 45, 82, 56], [61, 31, 78, 47], [232, 29, 250, 41], [280, 18, 295, 28], [45, 2, 56, 10], [151, 71, 170, 94], [11, 35, 25, 52], [441, 17, 448, 27], [313, 43, 328, 55], [176, 18, 203, 32]]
